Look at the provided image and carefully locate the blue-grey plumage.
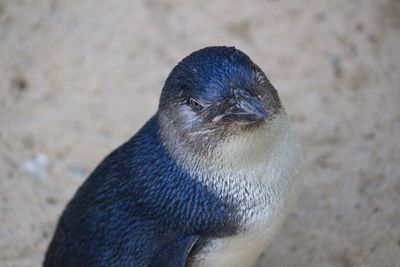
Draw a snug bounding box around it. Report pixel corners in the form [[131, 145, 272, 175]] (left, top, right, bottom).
[[44, 46, 302, 267]]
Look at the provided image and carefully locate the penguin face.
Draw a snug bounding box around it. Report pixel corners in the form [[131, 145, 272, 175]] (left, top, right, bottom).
[[158, 46, 283, 155]]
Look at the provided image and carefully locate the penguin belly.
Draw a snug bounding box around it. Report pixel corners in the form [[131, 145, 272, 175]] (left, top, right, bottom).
[[190, 221, 282, 267]]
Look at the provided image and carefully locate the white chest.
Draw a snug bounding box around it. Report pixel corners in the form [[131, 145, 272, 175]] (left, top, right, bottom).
[[190, 116, 302, 267]]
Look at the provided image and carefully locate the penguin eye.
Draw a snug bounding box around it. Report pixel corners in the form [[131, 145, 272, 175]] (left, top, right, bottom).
[[188, 98, 203, 112]]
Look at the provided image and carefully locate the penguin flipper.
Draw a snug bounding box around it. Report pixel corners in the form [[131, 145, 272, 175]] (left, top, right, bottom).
[[149, 234, 199, 267]]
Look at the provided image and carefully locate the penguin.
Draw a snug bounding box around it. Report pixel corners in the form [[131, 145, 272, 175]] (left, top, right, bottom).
[[44, 46, 302, 267]]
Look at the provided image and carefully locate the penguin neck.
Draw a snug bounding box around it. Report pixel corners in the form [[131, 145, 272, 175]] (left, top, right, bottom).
[[158, 111, 292, 179]]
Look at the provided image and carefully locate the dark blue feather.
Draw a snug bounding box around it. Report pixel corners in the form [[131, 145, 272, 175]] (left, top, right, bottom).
[[44, 115, 238, 267], [160, 46, 256, 106]]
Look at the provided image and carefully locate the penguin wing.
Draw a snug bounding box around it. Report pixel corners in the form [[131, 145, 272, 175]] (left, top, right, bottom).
[[149, 233, 199, 267]]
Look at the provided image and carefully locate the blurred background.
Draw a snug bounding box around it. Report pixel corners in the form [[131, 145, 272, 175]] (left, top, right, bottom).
[[1, 0, 399, 266]]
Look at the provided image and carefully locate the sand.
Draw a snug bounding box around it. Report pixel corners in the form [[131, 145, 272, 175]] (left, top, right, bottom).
[[1, 0, 399, 266]]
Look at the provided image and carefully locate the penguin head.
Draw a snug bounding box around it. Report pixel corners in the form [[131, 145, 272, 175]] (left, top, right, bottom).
[[158, 46, 283, 158]]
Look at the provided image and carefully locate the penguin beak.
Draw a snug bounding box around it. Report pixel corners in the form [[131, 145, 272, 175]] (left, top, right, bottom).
[[223, 89, 268, 123]]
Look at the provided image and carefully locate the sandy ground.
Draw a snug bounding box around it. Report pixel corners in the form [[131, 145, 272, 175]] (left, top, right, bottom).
[[1, 0, 399, 266]]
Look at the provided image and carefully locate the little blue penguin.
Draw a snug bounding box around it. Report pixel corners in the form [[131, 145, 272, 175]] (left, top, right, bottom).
[[44, 46, 302, 267]]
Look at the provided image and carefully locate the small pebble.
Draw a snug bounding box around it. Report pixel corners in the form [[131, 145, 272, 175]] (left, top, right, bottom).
[[22, 153, 49, 177]]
